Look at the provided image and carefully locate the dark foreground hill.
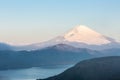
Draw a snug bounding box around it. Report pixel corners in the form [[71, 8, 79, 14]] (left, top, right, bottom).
[[37, 56, 120, 80]]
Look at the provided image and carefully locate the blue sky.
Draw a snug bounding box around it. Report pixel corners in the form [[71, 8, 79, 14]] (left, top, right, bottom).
[[0, 0, 120, 45]]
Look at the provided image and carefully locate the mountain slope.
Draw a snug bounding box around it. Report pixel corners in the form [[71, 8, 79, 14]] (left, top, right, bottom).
[[15, 25, 120, 51], [0, 43, 12, 50], [38, 56, 120, 80]]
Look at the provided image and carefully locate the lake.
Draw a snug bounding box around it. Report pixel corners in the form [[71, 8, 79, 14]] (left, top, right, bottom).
[[0, 65, 73, 80]]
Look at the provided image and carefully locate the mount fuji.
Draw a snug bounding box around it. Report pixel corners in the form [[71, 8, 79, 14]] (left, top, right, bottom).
[[64, 25, 114, 45], [0, 25, 120, 70], [14, 25, 120, 51]]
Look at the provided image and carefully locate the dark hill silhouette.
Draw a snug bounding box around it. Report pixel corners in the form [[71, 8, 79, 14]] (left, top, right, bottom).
[[38, 56, 120, 80]]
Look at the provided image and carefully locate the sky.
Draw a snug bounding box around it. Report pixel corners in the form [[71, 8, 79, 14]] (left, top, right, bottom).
[[0, 0, 120, 45]]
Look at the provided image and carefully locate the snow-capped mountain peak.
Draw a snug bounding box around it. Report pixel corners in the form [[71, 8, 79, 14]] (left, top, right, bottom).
[[64, 25, 111, 45], [14, 25, 119, 51]]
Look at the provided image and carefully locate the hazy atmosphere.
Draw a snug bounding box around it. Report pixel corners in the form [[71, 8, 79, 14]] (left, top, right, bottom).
[[0, 0, 120, 45], [0, 1, 120, 80]]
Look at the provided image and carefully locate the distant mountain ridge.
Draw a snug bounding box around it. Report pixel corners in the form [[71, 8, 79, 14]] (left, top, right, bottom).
[[0, 43, 120, 70], [0, 43, 12, 50], [0, 44, 95, 70]]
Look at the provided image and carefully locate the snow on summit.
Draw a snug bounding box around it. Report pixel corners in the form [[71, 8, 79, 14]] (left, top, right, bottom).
[[64, 25, 111, 45], [14, 25, 119, 51]]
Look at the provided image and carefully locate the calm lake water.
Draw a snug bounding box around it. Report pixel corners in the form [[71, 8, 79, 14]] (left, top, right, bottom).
[[0, 65, 73, 80]]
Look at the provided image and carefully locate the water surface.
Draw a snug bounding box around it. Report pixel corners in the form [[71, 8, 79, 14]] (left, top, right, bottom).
[[0, 65, 73, 80]]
